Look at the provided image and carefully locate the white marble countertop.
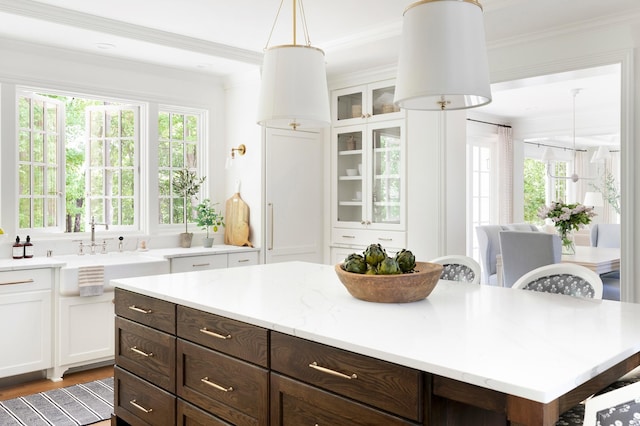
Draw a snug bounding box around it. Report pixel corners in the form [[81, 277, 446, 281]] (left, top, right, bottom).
[[145, 245, 258, 259], [112, 261, 640, 404]]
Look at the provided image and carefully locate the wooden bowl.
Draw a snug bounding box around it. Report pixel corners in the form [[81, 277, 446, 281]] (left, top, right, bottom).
[[334, 262, 443, 303]]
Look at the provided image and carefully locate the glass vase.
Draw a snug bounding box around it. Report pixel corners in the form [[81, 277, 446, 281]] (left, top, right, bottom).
[[560, 230, 575, 255]]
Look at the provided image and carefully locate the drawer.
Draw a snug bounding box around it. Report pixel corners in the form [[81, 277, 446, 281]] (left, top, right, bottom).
[[170, 254, 227, 273], [116, 316, 176, 392], [0, 268, 52, 294], [227, 251, 258, 268], [271, 332, 423, 422], [114, 366, 175, 426], [177, 305, 268, 367], [331, 228, 407, 249], [115, 288, 176, 334], [177, 339, 268, 426], [177, 398, 232, 426], [271, 373, 418, 426]]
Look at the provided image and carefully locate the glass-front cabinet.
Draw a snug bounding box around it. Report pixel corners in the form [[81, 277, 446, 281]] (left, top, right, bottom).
[[332, 80, 403, 126], [333, 120, 405, 231]]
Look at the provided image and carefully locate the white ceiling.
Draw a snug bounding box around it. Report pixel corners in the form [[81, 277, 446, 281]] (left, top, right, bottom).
[[0, 0, 638, 146]]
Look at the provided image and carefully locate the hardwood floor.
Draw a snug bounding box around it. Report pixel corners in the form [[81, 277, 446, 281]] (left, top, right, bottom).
[[0, 365, 114, 426]]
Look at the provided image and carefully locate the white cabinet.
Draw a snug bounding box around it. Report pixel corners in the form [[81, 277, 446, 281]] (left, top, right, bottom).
[[0, 268, 53, 379], [170, 253, 228, 273], [331, 80, 407, 253], [170, 250, 259, 273], [56, 293, 114, 375], [228, 251, 259, 268], [332, 80, 402, 126]]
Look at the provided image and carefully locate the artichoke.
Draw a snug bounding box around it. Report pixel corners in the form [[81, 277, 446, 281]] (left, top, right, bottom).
[[377, 257, 402, 275], [395, 249, 416, 273], [364, 243, 386, 267], [343, 254, 367, 274]]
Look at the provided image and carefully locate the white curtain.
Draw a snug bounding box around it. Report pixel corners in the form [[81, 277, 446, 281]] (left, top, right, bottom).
[[498, 126, 513, 224]]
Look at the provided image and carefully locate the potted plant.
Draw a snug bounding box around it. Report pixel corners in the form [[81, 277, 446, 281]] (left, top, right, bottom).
[[173, 168, 206, 248], [196, 199, 224, 248]]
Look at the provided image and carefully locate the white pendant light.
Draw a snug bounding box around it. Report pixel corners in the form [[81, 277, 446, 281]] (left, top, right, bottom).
[[394, 0, 492, 111], [257, 0, 330, 130]]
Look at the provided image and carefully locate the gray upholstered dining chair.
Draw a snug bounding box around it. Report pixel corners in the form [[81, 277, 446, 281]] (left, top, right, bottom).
[[511, 263, 603, 299], [476, 223, 539, 285], [590, 223, 621, 248], [430, 255, 481, 284], [498, 231, 561, 288]]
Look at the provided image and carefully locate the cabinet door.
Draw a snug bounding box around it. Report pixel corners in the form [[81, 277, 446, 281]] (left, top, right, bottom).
[[58, 293, 115, 368], [0, 290, 52, 378], [332, 80, 403, 126], [265, 128, 324, 264], [334, 125, 366, 227], [368, 121, 405, 229]]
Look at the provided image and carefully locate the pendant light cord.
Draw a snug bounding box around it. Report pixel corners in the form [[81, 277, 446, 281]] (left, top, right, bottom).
[[263, 0, 312, 50]]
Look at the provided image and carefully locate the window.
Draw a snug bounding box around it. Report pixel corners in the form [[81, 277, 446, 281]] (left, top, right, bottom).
[[157, 110, 203, 226], [523, 158, 568, 225], [18, 94, 62, 230], [86, 106, 138, 228], [18, 90, 141, 233]]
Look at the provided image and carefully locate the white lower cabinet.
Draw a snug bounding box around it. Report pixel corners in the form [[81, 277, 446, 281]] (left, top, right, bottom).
[[0, 269, 53, 379], [169, 254, 228, 273], [53, 293, 114, 379], [170, 250, 259, 273]]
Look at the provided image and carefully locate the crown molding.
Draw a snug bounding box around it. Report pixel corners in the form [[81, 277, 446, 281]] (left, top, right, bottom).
[[0, 0, 263, 65]]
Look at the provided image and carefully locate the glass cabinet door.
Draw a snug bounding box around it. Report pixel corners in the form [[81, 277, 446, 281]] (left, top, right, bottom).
[[336, 129, 364, 225], [369, 125, 402, 226], [370, 85, 400, 118]]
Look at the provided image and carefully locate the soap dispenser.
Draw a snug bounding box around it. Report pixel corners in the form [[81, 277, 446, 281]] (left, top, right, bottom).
[[12, 236, 23, 259], [23, 235, 34, 258]]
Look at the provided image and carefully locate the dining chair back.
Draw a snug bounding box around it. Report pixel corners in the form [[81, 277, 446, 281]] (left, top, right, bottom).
[[512, 263, 603, 299], [590, 223, 621, 248], [476, 223, 539, 285], [430, 255, 481, 284], [499, 231, 561, 288]]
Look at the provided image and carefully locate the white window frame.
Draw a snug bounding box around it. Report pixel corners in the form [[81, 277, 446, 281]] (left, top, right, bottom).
[[157, 106, 207, 229]]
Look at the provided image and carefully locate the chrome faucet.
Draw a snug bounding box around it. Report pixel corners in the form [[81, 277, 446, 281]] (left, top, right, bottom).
[[90, 216, 109, 253]]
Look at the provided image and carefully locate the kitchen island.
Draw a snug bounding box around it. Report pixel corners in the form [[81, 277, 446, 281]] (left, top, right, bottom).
[[112, 261, 640, 425]]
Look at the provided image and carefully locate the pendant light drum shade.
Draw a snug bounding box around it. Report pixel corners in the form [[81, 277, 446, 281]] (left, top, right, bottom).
[[394, 0, 492, 110], [257, 44, 330, 130]]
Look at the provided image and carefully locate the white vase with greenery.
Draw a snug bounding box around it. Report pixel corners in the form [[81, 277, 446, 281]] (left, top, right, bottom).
[[173, 168, 205, 248], [196, 199, 224, 248]]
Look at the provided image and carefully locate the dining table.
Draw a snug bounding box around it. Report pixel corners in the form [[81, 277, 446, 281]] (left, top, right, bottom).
[[496, 245, 620, 287]]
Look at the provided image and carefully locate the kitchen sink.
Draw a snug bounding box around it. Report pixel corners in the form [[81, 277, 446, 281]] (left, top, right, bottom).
[[56, 252, 170, 296]]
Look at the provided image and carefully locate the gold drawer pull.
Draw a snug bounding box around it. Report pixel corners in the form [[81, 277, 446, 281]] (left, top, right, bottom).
[[341, 235, 356, 239], [129, 399, 153, 413], [130, 346, 153, 357], [200, 327, 232, 340], [192, 263, 210, 267], [201, 377, 234, 392], [0, 279, 35, 286], [237, 259, 250, 263], [128, 305, 152, 314], [309, 362, 358, 380], [377, 238, 392, 241]]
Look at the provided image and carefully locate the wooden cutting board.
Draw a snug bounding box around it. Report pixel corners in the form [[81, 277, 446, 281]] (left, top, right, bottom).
[[224, 193, 253, 247]]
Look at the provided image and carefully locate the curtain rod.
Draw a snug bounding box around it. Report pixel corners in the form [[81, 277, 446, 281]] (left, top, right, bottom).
[[466, 118, 512, 128], [523, 140, 587, 152]]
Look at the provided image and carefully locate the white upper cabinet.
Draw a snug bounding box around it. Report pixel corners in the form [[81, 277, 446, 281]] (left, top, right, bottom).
[[332, 80, 403, 126]]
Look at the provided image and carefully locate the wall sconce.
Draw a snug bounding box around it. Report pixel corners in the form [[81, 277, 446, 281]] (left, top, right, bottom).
[[231, 144, 246, 159], [226, 144, 247, 170]]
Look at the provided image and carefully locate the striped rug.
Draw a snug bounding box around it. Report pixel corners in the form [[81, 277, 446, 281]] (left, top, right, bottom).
[[0, 377, 113, 426]]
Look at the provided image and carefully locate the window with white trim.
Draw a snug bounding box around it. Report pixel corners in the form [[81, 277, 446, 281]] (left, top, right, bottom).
[[157, 109, 203, 226]]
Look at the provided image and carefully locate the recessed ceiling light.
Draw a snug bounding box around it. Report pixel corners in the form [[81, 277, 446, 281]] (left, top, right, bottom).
[[96, 43, 116, 50]]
